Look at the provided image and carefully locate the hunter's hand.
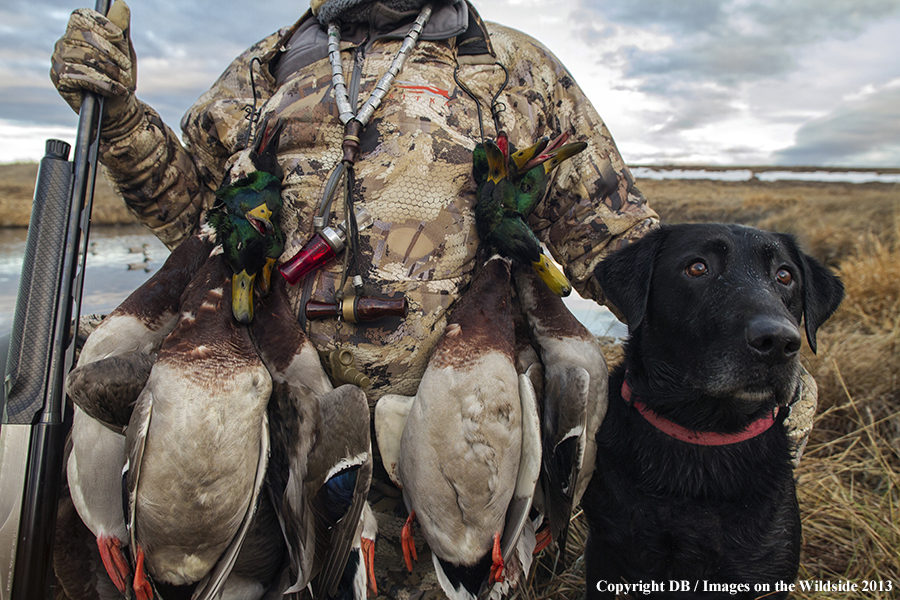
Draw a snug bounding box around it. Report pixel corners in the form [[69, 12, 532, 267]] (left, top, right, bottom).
[[50, 0, 139, 132]]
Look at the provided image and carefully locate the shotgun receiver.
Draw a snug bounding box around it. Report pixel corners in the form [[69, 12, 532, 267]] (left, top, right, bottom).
[[0, 2, 111, 598]]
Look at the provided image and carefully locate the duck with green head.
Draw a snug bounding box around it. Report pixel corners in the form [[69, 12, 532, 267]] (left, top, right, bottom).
[[208, 116, 286, 323], [473, 132, 586, 297]]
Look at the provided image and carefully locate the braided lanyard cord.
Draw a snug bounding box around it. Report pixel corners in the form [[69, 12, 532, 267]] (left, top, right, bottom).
[[322, 4, 433, 300]]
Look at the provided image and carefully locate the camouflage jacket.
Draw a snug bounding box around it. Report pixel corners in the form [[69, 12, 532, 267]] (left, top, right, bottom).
[[97, 1, 658, 404]]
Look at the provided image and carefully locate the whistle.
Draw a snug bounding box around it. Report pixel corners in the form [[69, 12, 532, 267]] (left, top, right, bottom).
[[306, 295, 409, 323], [320, 349, 371, 388]]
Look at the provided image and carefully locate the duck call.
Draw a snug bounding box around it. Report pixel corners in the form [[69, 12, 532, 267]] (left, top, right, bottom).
[[279, 207, 373, 285], [306, 295, 409, 323]]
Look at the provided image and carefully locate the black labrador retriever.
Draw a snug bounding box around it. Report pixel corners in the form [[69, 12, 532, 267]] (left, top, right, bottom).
[[583, 223, 844, 599]]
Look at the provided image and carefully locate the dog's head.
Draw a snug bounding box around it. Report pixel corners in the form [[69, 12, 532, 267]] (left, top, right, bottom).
[[594, 224, 844, 418]]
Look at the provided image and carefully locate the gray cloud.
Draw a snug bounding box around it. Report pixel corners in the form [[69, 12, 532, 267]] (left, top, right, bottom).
[[574, 0, 900, 164], [3, 0, 303, 132], [773, 83, 900, 167], [0, 84, 73, 127], [582, 0, 900, 84], [582, 0, 726, 32]]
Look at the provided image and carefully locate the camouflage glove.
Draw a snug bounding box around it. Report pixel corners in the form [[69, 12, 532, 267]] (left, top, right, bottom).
[[50, 0, 140, 138], [785, 365, 817, 467]]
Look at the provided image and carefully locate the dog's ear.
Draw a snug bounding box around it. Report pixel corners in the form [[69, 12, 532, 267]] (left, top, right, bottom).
[[778, 234, 845, 354], [592, 228, 668, 330]]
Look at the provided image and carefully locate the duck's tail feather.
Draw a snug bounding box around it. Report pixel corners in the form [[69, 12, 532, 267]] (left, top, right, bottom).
[[433, 553, 491, 600]]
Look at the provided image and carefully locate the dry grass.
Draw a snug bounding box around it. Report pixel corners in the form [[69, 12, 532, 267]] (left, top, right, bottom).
[[638, 178, 899, 268], [0, 162, 135, 227], [522, 177, 900, 599], [794, 233, 900, 599]]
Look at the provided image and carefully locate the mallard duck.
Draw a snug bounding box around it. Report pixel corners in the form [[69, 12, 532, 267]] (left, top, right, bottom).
[[125, 248, 274, 600], [513, 265, 608, 558], [250, 274, 374, 599], [375, 254, 541, 600], [64, 407, 131, 596], [473, 133, 586, 297], [208, 116, 286, 323], [63, 234, 215, 597]]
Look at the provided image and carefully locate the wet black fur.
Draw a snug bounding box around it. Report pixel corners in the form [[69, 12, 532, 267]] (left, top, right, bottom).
[[582, 224, 844, 599]]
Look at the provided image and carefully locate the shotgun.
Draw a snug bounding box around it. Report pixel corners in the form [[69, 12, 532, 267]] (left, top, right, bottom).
[[0, 1, 111, 598]]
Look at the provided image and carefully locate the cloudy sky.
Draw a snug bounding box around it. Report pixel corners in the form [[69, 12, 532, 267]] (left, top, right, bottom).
[[2, 0, 899, 166]]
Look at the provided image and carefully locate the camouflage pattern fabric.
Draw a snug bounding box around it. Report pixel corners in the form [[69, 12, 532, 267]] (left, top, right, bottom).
[[97, 5, 658, 408], [786, 366, 818, 467]]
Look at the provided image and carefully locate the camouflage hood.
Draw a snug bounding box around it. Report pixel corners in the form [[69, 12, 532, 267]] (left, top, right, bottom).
[[312, 0, 440, 26]]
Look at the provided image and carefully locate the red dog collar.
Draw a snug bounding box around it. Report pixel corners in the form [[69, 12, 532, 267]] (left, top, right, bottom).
[[621, 379, 780, 446]]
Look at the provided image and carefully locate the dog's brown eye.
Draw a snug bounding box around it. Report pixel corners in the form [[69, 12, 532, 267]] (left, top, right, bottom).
[[685, 261, 708, 277], [776, 268, 793, 285]]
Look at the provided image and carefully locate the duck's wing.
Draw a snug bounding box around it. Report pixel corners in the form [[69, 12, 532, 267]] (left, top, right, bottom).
[[67, 234, 214, 430], [191, 414, 270, 600], [575, 363, 608, 506], [125, 385, 152, 557], [67, 407, 128, 545], [499, 367, 542, 564], [539, 366, 589, 554], [307, 384, 373, 600], [266, 380, 318, 594], [513, 265, 609, 550], [66, 351, 155, 434], [374, 393, 415, 488], [66, 407, 132, 596]]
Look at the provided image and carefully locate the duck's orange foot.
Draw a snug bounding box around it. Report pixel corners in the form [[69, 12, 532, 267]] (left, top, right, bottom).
[[488, 532, 504, 584], [361, 536, 377, 597], [533, 525, 553, 554], [401, 510, 418, 572], [96, 534, 131, 593], [133, 546, 154, 600]]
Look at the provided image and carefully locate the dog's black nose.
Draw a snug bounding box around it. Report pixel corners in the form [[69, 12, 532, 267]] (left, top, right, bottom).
[[746, 316, 802, 363]]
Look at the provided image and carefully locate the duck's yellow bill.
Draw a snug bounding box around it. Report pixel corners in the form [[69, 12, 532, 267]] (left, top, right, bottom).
[[532, 254, 572, 297], [485, 140, 508, 184], [246, 203, 275, 233], [511, 137, 549, 172], [260, 257, 277, 296], [232, 270, 256, 324], [543, 142, 588, 174]]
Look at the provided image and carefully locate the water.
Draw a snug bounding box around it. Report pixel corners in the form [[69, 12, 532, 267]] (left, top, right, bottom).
[[632, 168, 755, 182], [565, 294, 628, 339], [0, 225, 171, 337], [754, 170, 900, 184], [0, 226, 625, 340], [631, 167, 900, 184]]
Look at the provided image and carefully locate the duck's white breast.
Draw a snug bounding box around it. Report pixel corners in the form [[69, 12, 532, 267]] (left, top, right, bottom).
[[399, 350, 521, 564]]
